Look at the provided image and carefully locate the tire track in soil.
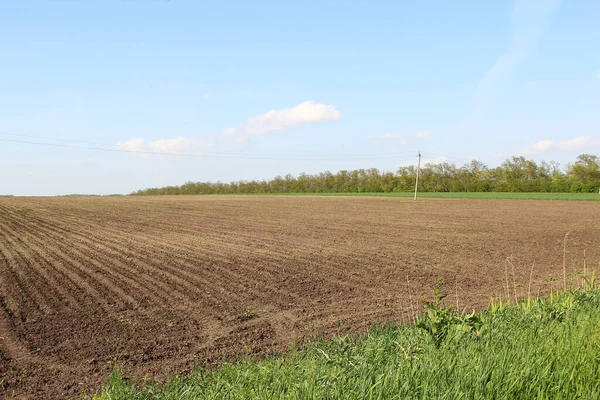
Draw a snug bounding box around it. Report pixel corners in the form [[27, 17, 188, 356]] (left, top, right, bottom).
[[5, 202, 376, 370], [0, 231, 81, 313], [0, 234, 81, 395], [0, 238, 35, 319], [172, 217, 427, 296], [21, 213, 243, 312], [1, 207, 214, 311], [27, 211, 301, 312], [5, 203, 441, 309], [0, 219, 55, 317], [0, 299, 32, 363], [65, 204, 377, 277], [24, 198, 401, 301], [3, 203, 288, 366], [17, 206, 244, 301], [104, 228, 359, 309], [14, 199, 436, 332], [0, 208, 96, 312], [91, 219, 382, 305], [0, 209, 138, 311], [0, 244, 34, 364], [117, 214, 388, 285]]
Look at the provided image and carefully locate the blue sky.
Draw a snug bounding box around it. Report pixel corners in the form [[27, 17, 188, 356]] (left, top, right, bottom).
[[1, 0, 599, 195]]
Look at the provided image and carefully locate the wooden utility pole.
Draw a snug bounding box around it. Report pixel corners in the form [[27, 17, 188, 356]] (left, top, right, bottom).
[[413, 152, 421, 201]]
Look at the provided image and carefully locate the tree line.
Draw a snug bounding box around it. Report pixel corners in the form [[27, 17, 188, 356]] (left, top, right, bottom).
[[131, 154, 600, 195]]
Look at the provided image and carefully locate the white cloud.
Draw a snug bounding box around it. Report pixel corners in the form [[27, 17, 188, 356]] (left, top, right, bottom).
[[246, 101, 341, 135], [422, 156, 449, 165], [117, 136, 212, 157], [373, 130, 432, 143], [522, 139, 554, 155], [521, 136, 600, 155], [222, 100, 341, 141], [118, 138, 145, 153]]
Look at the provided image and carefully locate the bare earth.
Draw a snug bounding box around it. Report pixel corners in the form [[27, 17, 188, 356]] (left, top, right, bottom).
[[0, 195, 598, 398]]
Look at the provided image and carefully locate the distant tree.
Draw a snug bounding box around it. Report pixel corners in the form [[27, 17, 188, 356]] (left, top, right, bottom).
[[396, 165, 416, 191], [567, 154, 600, 192], [129, 154, 598, 196]]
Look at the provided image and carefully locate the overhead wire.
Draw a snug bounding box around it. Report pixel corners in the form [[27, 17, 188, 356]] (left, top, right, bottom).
[[0, 136, 420, 161], [0, 131, 418, 158]]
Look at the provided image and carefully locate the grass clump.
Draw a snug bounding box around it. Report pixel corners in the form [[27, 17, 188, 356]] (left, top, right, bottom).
[[96, 284, 600, 399]]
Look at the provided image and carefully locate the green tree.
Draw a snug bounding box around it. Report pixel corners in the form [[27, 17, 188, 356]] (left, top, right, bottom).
[[567, 154, 600, 192]]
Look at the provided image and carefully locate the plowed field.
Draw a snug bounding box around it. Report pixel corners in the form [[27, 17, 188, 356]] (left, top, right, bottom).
[[0, 195, 598, 398]]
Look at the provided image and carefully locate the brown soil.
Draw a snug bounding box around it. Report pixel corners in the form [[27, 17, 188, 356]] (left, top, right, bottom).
[[0, 195, 598, 398]]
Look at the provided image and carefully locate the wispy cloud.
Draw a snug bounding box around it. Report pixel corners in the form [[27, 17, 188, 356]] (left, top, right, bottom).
[[472, 0, 560, 118], [223, 100, 341, 141], [373, 130, 432, 144], [521, 136, 600, 155], [117, 136, 212, 157], [415, 130, 432, 139], [221, 128, 237, 138]]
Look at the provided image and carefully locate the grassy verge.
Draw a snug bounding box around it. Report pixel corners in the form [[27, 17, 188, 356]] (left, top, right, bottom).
[[222, 192, 600, 201], [96, 279, 600, 399]]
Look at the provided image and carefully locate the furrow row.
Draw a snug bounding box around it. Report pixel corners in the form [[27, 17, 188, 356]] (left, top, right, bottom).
[[23, 209, 303, 308], [6, 207, 247, 312], [0, 211, 118, 312], [2, 209, 167, 310], [43, 203, 394, 304]]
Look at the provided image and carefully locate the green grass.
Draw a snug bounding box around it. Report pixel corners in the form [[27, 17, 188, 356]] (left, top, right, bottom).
[[255, 192, 600, 200], [96, 284, 600, 399]]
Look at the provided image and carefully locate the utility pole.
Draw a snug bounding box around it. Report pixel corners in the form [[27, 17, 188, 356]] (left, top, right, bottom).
[[414, 152, 421, 201]]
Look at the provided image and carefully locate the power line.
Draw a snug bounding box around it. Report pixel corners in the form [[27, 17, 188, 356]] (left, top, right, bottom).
[[0, 132, 113, 147], [0, 137, 418, 161], [0, 131, 418, 158]]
